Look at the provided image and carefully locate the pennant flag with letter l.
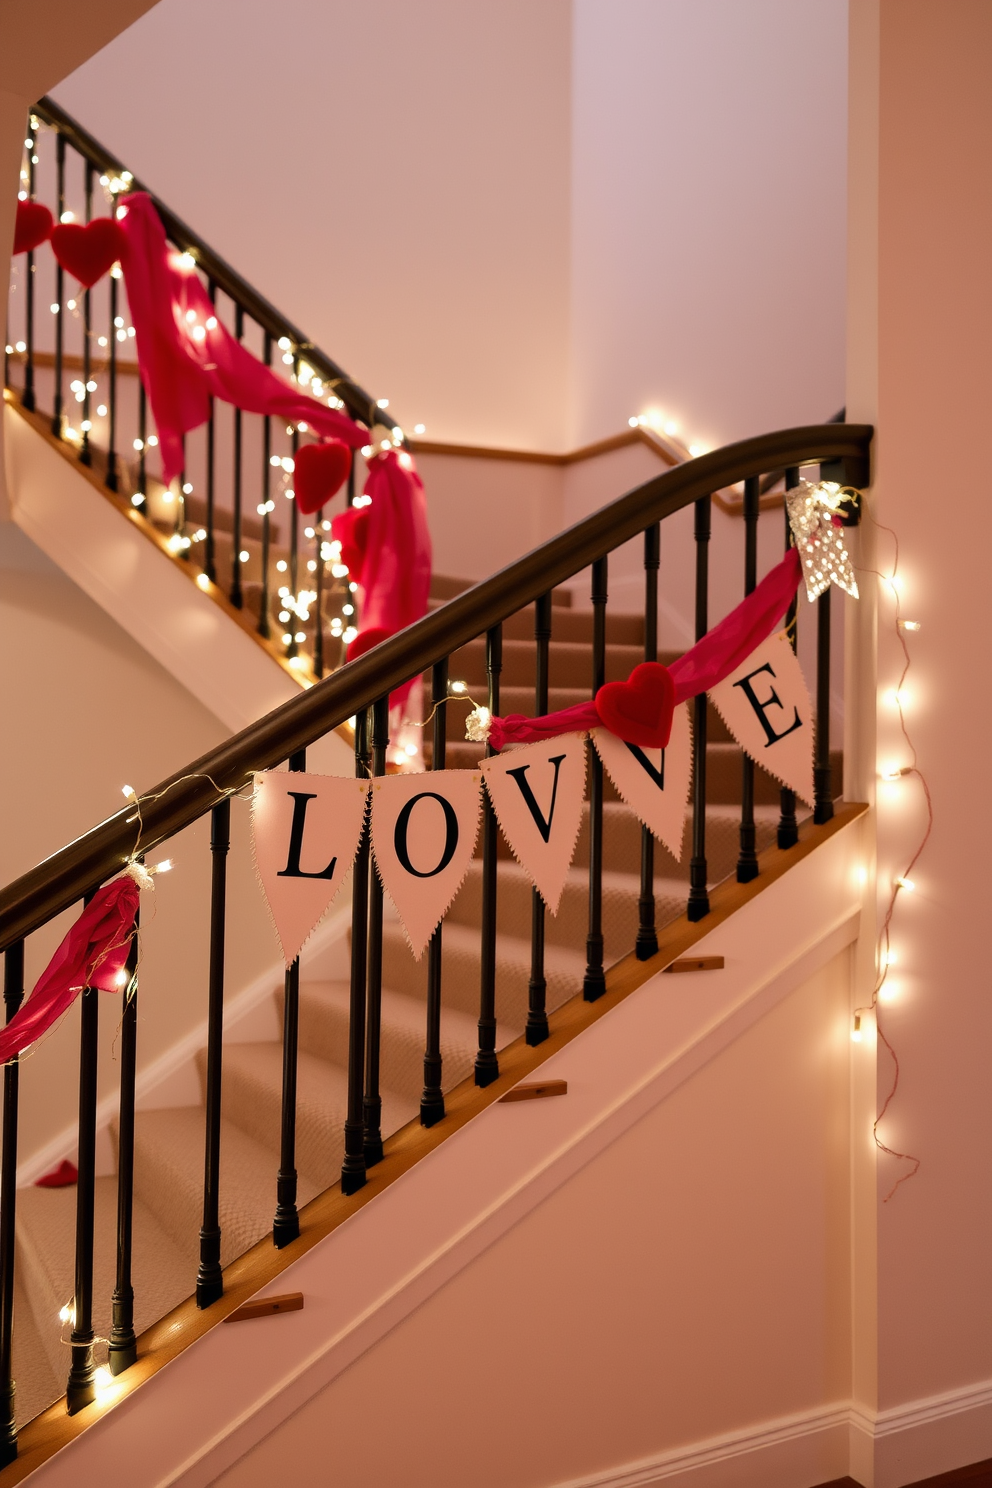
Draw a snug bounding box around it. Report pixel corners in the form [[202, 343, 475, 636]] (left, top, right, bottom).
[[481, 733, 587, 913], [371, 771, 483, 959], [708, 633, 815, 806], [591, 702, 692, 859], [252, 772, 370, 965]]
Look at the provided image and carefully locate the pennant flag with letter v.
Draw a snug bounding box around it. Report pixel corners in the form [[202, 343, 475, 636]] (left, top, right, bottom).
[[592, 701, 692, 859], [481, 734, 586, 913]]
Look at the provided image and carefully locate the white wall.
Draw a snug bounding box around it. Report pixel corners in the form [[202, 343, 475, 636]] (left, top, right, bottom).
[[52, 0, 574, 454], [570, 0, 848, 451], [51, 1, 847, 461]]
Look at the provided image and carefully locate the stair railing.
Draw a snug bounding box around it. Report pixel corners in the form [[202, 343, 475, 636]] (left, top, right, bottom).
[[5, 97, 402, 682], [0, 421, 870, 1457]]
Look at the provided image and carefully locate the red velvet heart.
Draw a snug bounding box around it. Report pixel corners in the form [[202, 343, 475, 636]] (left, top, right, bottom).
[[294, 439, 352, 515], [51, 218, 127, 288], [347, 626, 391, 663], [330, 507, 370, 584], [595, 662, 676, 749], [35, 1158, 78, 1188], [13, 200, 53, 255]]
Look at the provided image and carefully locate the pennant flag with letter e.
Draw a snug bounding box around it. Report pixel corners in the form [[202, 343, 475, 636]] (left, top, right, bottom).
[[371, 771, 482, 959], [481, 734, 586, 913], [592, 702, 692, 859], [252, 771, 370, 965], [708, 632, 815, 806]]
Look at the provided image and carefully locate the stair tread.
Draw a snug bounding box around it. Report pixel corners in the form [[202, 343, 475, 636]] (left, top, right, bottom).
[[16, 1177, 191, 1385]]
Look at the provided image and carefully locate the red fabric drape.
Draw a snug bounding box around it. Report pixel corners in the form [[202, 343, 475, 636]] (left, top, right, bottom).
[[487, 547, 803, 749], [117, 193, 369, 487], [0, 877, 139, 1065]]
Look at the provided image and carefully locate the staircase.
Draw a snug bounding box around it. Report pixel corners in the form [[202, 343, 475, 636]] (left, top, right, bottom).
[[6, 569, 808, 1429]]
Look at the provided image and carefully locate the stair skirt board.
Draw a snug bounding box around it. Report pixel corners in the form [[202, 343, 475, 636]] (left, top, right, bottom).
[[13, 817, 866, 1488]]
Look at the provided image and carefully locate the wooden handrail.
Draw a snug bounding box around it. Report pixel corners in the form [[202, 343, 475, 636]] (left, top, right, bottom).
[[0, 420, 870, 951]]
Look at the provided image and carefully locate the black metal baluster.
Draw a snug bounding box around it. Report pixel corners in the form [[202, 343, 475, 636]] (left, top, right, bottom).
[[135, 380, 147, 510], [0, 942, 25, 1464], [777, 469, 801, 849], [814, 584, 833, 823], [67, 899, 99, 1414], [22, 138, 35, 413], [341, 711, 369, 1195], [273, 750, 305, 1249], [51, 132, 65, 437], [287, 373, 299, 658], [687, 497, 711, 922], [313, 508, 325, 680], [79, 164, 92, 467], [421, 658, 448, 1125], [258, 339, 272, 640], [105, 264, 118, 491], [364, 696, 389, 1167], [527, 593, 553, 1036], [230, 305, 244, 608], [584, 559, 608, 999], [736, 478, 761, 882], [476, 625, 502, 1083], [636, 527, 661, 958], [108, 896, 139, 1374], [204, 283, 216, 581], [197, 798, 229, 1307]]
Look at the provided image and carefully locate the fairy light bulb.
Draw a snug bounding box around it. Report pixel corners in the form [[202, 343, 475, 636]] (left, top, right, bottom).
[[122, 785, 137, 801], [895, 876, 915, 892], [851, 1014, 862, 1043], [59, 1302, 74, 1325]]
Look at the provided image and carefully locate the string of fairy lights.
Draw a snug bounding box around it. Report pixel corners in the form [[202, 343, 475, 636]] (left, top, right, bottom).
[[6, 114, 431, 681]]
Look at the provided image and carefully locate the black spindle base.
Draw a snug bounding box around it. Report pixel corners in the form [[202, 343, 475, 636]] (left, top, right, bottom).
[[525, 992, 550, 1046], [196, 1229, 223, 1309], [273, 1171, 300, 1249], [363, 1095, 384, 1168], [736, 826, 759, 884], [813, 766, 834, 825], [340, 1125, 367, 1195], [66, 1344, 96, 1415], [687, 861, 710, 922], [108, 1290, 137, 1375], [420, 1087, 445, 1128], [777, 790, 799, 849], [583, 946, 607, 1002], [635, 910, 659, 962], [0, 1382, 16, 1465], [474, 1043, 499, 1088], [105, 454, 117, 493]]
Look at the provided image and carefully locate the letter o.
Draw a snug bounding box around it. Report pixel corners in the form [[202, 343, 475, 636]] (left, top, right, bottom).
[[393, 792, 459, 878]]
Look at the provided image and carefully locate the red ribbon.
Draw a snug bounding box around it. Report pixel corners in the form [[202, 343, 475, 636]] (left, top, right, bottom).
[[0, 877, 139, 1065], [487, 547, 802, 750]]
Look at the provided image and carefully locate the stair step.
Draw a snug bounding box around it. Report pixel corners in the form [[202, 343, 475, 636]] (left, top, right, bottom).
[[15, 1178, 191, 1386], [380, 919, 582, 1029], [294, 982, 482, 1109], [212, 1043, 417, 1191], [446, 638, 667, 689], [130, 1108, 309, 1270]]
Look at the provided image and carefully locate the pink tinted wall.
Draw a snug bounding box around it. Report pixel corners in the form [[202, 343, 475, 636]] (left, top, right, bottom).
[[213, 952, 853, 1488], [569, 0, 849, 451], [52, 0, 573, 453], [848, 0, 992, 1425]]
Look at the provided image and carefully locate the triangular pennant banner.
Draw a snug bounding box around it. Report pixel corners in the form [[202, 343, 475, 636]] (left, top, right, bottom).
[[481, 734, 587, 913], [371, 770, 482, 959], [709, 633, 815, 806], [252, 771, 369, 965], [591, 702, 692, 859]]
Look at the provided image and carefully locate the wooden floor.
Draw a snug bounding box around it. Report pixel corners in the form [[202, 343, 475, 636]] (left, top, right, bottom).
[[820, 1459, 992, 1487]]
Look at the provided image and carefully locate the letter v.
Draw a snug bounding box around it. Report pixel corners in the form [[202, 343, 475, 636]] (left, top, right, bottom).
[[505, 754, 567, 844]]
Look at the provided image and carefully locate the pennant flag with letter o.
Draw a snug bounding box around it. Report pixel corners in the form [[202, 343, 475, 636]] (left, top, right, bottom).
[[481, 733, 586, 913], [709, 633, 814, 806], [371, 771, 482, 958], [252, 771, 370, 965], [592, 702, 692, 859]]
